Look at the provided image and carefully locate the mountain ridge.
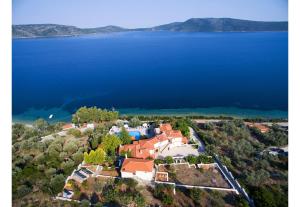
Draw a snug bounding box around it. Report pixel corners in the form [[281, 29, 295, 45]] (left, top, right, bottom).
[[13, 18, 288, 38]]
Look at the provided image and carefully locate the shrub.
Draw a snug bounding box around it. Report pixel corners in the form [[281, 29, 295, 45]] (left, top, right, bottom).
[[64, 141, 79, 155], [68, 129, 82, 138], [186, 155, 197, 164], [134, 193, 145, 207], [154, 159, 164, 165], [162, 194, 173, 205], [49, 174, 65, 195], [190, 188, 203, 204], [165, 156, 174, 164], [81, 180, 89, 190], [72, 151, 84, 165], [80, 199, 90, 207], [17, 185, 32, 198], [129, 117, 141, 127]]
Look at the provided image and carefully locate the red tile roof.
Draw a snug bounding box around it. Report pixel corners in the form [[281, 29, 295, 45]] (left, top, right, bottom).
[[245, 122, 270, 133], [160, 123, 173, 132], [119, 139, 155, 159], [164, 129, 182, 138], [119, 123, 188, 159], [62, 123, 74, 130], [121, 158, 154, 173]]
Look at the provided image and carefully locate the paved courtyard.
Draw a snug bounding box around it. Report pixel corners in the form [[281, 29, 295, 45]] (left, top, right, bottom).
[[158, 144, 199, 158]]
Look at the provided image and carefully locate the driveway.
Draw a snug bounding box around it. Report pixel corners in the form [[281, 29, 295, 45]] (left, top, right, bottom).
[[189, 127, 205, 152]]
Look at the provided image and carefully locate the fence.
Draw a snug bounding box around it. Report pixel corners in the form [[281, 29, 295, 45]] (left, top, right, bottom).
[[214, 154, 255, 207]]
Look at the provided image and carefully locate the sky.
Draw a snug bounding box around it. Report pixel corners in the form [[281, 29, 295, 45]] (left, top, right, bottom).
[[13, 0, 288, 28]]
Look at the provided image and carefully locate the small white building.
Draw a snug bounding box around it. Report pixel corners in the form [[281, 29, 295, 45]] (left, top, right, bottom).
[[80, 123, 95, 132], [86, 123, 95, 129], [121, 158, 154, 181]]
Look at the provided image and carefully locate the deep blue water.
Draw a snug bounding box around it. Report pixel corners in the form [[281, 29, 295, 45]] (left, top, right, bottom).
[[12, 32, 288, 122]]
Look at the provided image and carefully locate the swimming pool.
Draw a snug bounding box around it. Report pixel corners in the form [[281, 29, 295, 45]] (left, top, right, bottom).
[[128, 131, 141, 140]]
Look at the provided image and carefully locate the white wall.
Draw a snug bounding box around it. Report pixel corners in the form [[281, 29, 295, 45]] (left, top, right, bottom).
[[135, 171, 154, 181], [121, 171, 134, 178], [121, 171, 154, 181]]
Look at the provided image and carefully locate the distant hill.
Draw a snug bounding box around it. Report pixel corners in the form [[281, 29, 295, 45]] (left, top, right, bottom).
[[12, 18, 288, 38], [151, 18, 288, 32], [12, 24, 127, 38]]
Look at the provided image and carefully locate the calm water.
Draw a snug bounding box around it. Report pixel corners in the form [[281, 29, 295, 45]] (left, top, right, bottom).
[[12, 32, 288, 122]]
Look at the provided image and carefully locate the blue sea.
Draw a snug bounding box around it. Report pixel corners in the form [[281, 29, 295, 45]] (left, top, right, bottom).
[[12, 31, 288, 122]]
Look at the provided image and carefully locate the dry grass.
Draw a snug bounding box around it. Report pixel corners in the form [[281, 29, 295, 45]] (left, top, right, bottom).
[[99, 169, 119, 177], [158, 164, 230, 188]]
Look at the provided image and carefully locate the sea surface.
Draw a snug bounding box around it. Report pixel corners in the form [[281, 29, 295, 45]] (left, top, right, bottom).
[[12, 31, 288, 122]]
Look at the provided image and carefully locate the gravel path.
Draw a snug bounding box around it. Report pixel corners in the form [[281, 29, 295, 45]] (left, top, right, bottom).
[[189, 127, 205, 152]]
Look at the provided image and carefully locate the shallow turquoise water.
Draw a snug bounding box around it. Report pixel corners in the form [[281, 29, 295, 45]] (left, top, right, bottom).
[[12, 106, 288, 124]]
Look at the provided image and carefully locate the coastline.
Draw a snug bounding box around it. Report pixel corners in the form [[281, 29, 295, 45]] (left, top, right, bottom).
[[12, 107, 288, 124]]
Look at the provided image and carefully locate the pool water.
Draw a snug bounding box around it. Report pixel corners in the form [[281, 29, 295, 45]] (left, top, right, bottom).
[[128, 131, 141, 140]]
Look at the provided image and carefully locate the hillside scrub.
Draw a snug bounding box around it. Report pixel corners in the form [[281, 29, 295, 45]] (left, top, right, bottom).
[[191, 120, 288, 207]]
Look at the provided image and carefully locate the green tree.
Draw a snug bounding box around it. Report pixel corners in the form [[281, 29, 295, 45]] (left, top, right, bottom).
[[12, 123, 26, 141], [84, 148, 106, 164], [84, 151, 92, 164], [119, 127, 132, 144], [63, 141, 78, 155], [101, 134, 122, 155], [34, 118, 49, 134], [72, 106, 118, 124], [94, 148, 106, 164], [173, 119, 190, 137], [49, 174, 65, 195], [252, 187, 276, 207], [90, 136, 99, 150], [129, 117, 141, 127], [61, 160, 75, 175], [72, 151, 84, 165], [246, 169, 270, 186]]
